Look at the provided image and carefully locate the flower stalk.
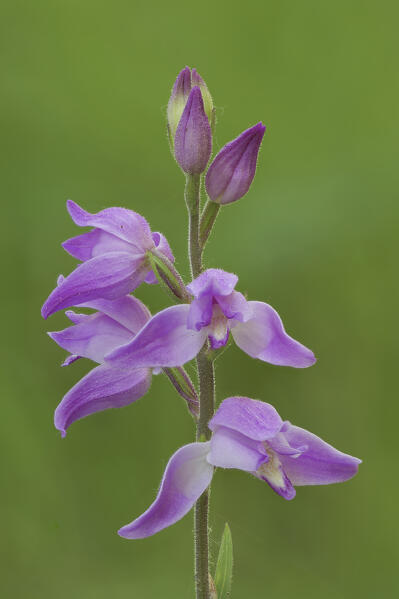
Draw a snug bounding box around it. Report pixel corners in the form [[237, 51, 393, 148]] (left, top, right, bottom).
[[186, 172, 215, 599]]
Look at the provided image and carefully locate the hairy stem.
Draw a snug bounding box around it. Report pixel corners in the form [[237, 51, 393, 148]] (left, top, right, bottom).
[[186, 173, 216, 599]]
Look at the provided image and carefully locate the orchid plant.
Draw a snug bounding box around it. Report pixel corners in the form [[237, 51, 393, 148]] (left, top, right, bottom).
[[42, 66, 361, 598]]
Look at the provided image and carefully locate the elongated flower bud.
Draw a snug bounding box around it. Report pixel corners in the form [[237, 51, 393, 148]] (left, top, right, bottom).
[[205, 122, 266, 205], [167, 67, 214, 149], [174, 87, 212, 174]]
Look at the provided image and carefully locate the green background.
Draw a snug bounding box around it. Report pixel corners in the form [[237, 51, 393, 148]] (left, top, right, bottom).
[[2, 0, 397, 597]]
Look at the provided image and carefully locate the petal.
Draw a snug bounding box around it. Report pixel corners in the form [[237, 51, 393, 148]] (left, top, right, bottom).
[[207, 426, 267, 471], [66, 200, 154, 252], [77, 296, 151, 335], [278, 422, 361, 486], [41, 252, 148, 319], [215, 290, 253, 323], [256, 454, 296, 500], [232, 301, 316, 368], [209, 396, 283, 441], [118, 442, 213, 539], [187, 268, 238, 299], [49, 313, 134, 363], [54, 364, 151, 436], [187, 295, 214, 331], [62, 229, 133, 261], [152, 232, 175, 263], [106, 305, 207, 368]]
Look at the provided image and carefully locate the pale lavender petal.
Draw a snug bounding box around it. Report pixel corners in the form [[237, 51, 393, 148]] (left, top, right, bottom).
[[62, 229, 133, 261], [207, 426, 267, 471], [278, 422, 361, 486], [231, 301, 316, 368], [41, 252, 148, 319], [65, 310, 90, 324], [66, 200, 154, 252], [209, 396, 283, 441], [106, 305, 207, 368], [144, 271, 158, 285], [62, 354, 81, 366], [49, 313, 133, 363], [77, 296, 151, 335], [216, 290, 253, 323], [187, 269, 238, 299], [118, 442, 213, 539], [152, 232, 175, 263], [54, 364, 152, 436], [187, 295, 213, 331]]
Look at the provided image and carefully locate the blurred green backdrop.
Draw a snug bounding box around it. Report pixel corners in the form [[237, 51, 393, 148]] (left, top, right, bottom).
[[1, 0, 398, 597]]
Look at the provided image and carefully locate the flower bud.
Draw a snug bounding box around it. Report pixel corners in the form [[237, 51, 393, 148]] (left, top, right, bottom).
[[167, 67, 214, 148], [174, 86, 212, 175], [205, 122, 266, 205]]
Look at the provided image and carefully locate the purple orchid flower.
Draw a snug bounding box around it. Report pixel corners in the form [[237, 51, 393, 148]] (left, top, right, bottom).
[[41, 201, 174, 319], [48, 293, 155, 437], [206, 123, 266, 205], [118, 396, 361, 539], [106, 268, 315, 369]]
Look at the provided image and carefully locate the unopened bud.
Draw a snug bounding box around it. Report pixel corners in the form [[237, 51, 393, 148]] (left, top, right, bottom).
[[174, 87, 212, 175], [205, 122, 265, 204]]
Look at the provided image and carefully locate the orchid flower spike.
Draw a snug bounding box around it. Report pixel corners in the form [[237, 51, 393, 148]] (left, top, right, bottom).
[[41, 201, 175, 319], [206, 123, 266, 205], [106, 268, 316, 369], [118, 396, 361, 539]]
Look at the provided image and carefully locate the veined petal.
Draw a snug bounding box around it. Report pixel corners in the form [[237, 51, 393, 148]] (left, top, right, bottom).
[[187, 268, 238, 299], [106, 305, 207, 368], [209, 396, 283, 441], [208, 426, 267, 471], [54, 364, 151, 436], [118, 442, 213, 539], [66, 200, 154, 252], [231, 301, 316, 368], [49, 313, 133, 364], [62, 229, 133, 261], [41, 252, 148, 319], [77, 296, 151, 335], [279, 422, 361, 486]]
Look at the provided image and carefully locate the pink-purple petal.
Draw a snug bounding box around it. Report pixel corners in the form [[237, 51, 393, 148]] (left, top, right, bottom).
[[118, 442, 213, 539], [77, 296, 151, 335], [207, 426, 267, 471], [187, 268, 238, 299], [54, 364, 152, 437], [62, 229, 133, 261], [41, 252, 148, 319], [66, 200, 154, 252], [209, 396, 283, 441], [215, 290, 253, 323], [231, 301, 316, 368], [106, 305, 207, 368], [49, 313, 134, 364], [279, 422, 361, 486]]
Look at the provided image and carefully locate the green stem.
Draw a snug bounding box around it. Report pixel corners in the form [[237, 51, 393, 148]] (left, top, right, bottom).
[[186, 173, 216, 599], [200, 200, 220, 249]]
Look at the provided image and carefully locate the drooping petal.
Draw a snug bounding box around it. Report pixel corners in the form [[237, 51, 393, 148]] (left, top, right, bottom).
[[231, 301, 316, 368], [209, 396, 283, 441], [54, 364, 152, 437], [66, 200, 154, 252], [207, 426, 267, 471], [106, 305, 207, 368], [278, 422, 361, 486], [62, 229, 133, 261], [118, 442, 213, 539], [41, 252, 149, 319], [49, 313, 134, 363], [215, 290, 253, 323], [187, 268, 238, 299], [77, 296, 151, 335]]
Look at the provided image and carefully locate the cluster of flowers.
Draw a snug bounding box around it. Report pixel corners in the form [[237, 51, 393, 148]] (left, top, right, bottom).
[[42, 66, 360, 540]]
